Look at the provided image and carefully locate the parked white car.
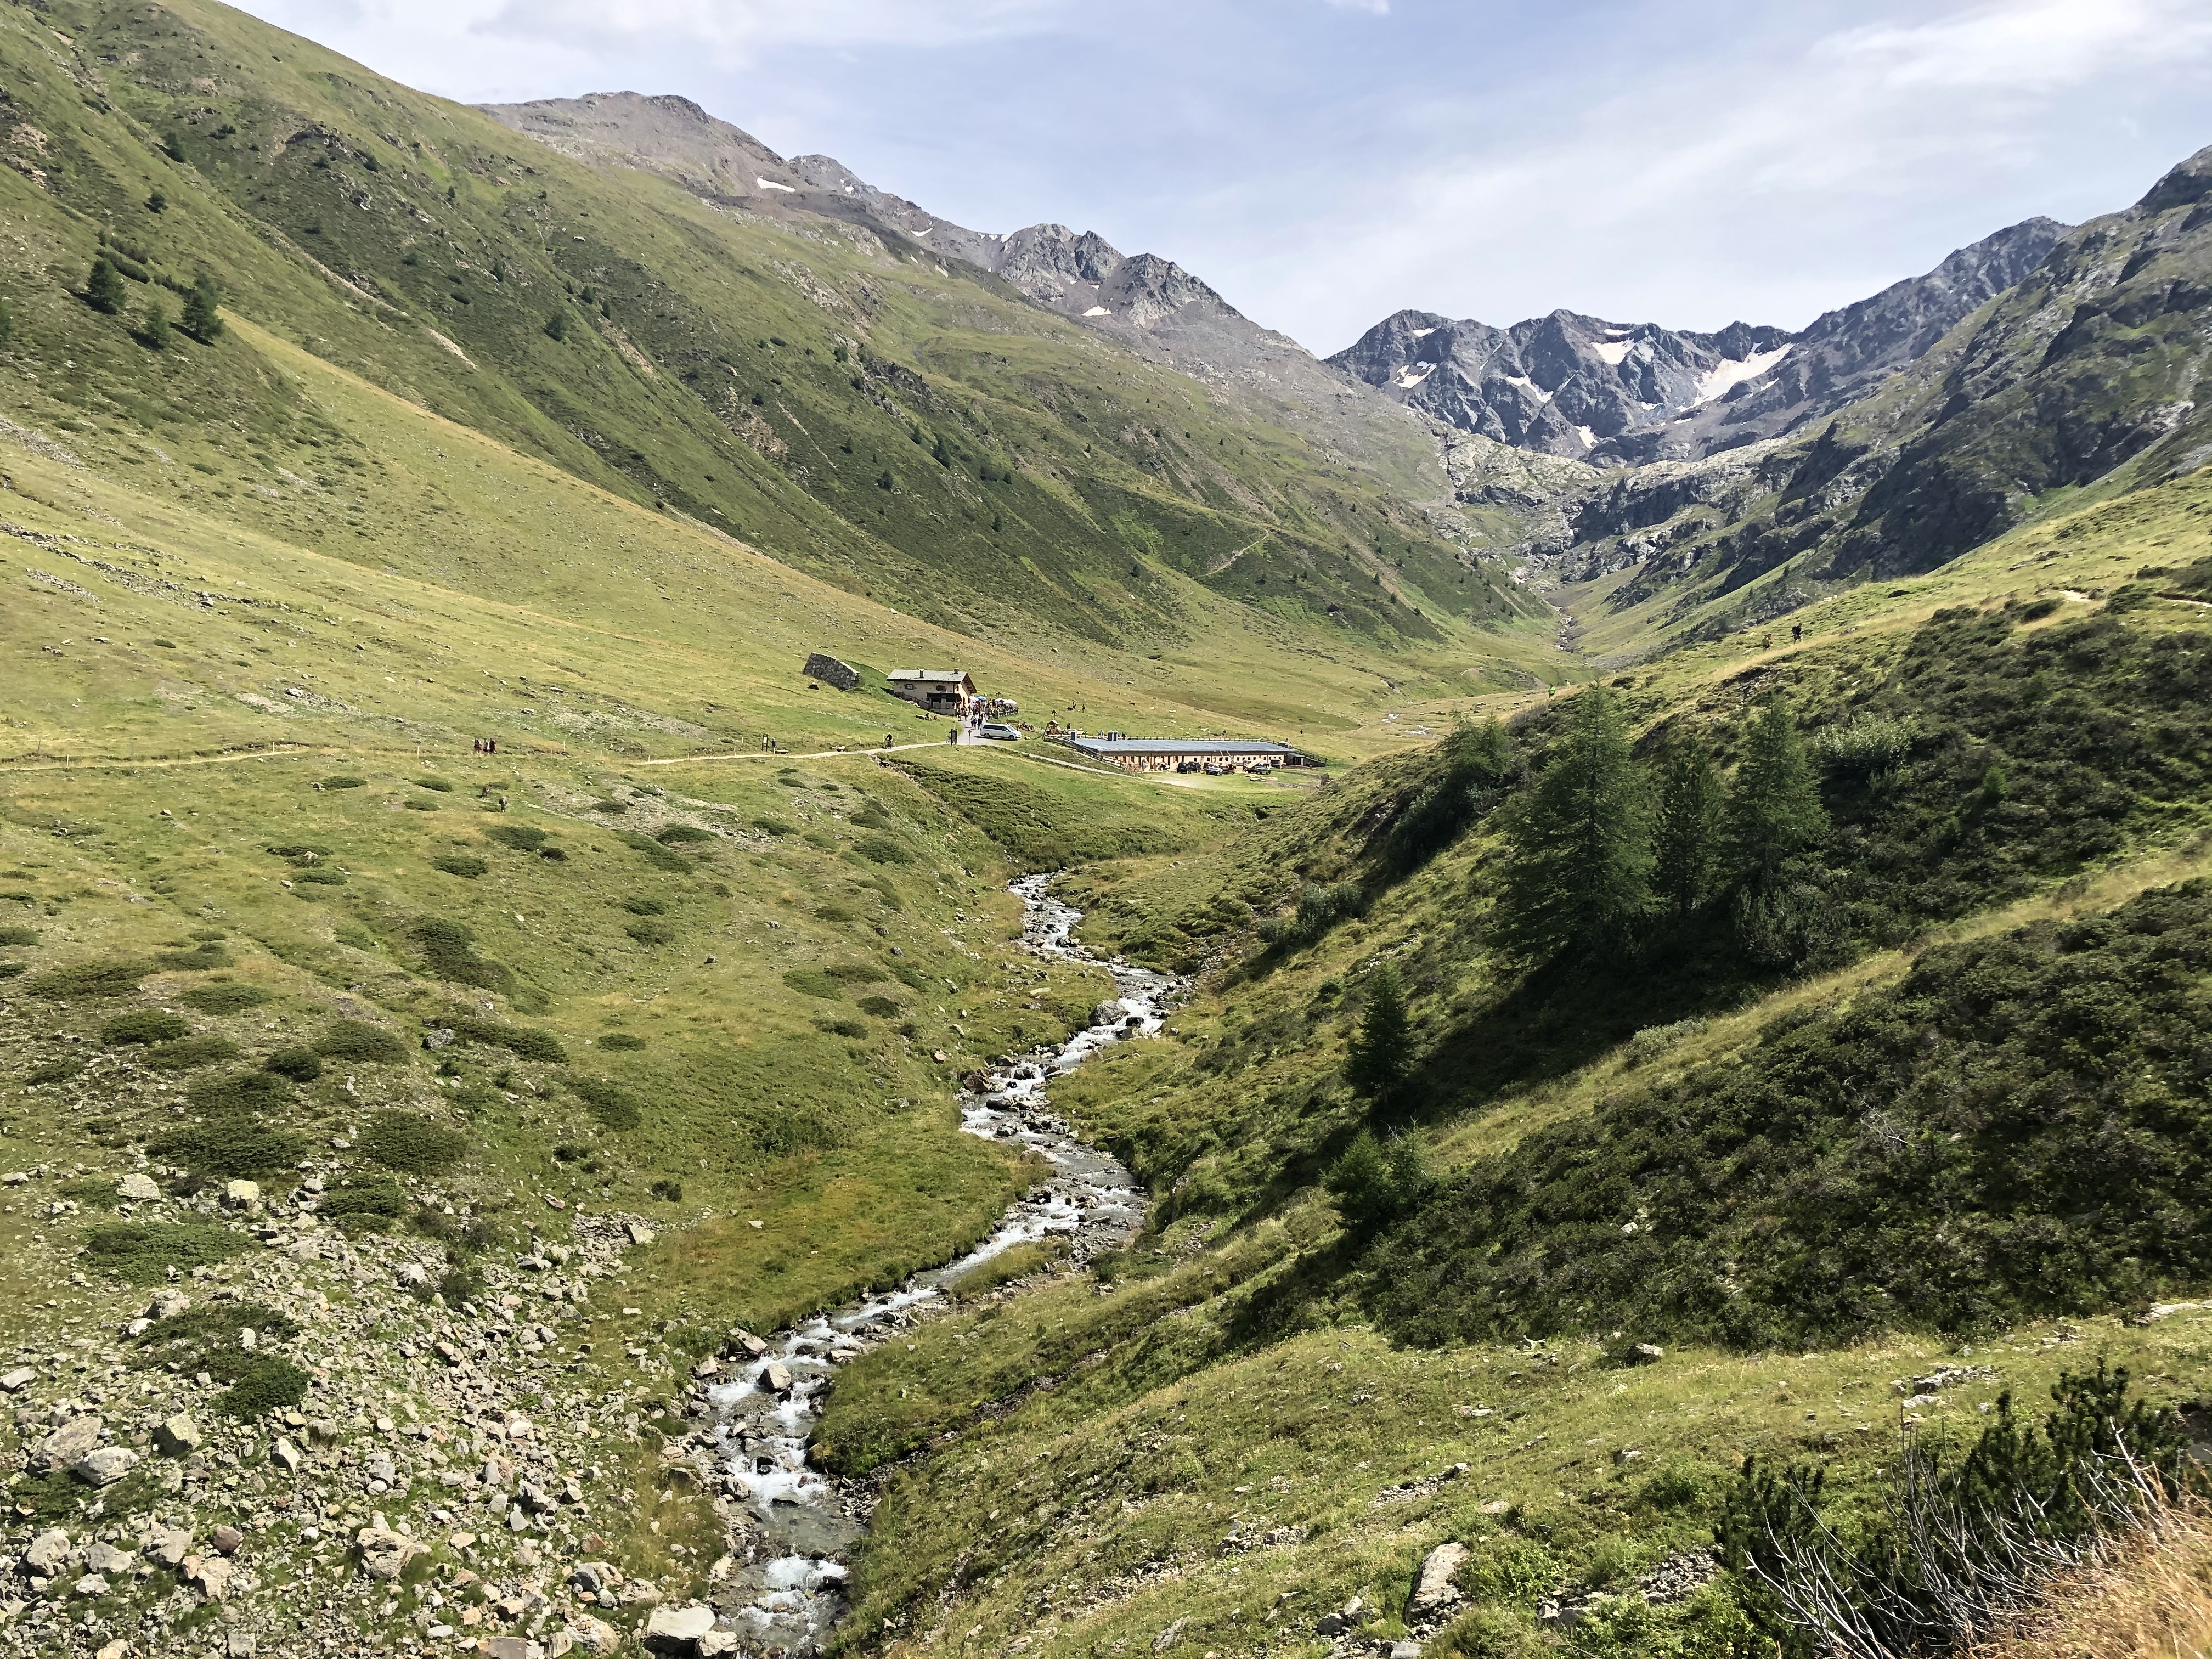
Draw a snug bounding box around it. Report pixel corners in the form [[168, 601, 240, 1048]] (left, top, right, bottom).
[[979, 722, 1022, 741]]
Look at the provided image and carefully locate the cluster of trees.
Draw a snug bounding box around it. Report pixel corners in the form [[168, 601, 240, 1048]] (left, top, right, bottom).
[[1500, 684, 1835, 966], [85, 257, 223, 349]]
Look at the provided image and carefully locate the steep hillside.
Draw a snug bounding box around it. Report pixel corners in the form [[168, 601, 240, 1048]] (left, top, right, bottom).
[[802, 465, 2212, 1659], [0, 0, 1539, 665], [1329, 220, 2068, 469]]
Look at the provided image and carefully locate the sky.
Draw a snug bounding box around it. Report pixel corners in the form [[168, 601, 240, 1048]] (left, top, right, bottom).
[[234, 0, 2212, 354]]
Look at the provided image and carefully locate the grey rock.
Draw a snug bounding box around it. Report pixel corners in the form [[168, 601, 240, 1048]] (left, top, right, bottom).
[[23, 1530, 73, 1574], [29, 1413, 103, 1474], [222, 1179, 261, 1208], [355, 1525, 421, 1581], [83, 1542, 133, 1576], [802, 653, 859, 691], [155, 1412, 202, 1456], [116, 1173, 160, 1201], [625, 1220, 657, 1246], [644, 1602, 716, 1650], [1409, 1540, 1466, 1614], [72, 1572, 110, 1597], [0, 1366, 32, 1393], [143, 1522, 191, 1568], [73, 1446, 139, 1486], [760, 1362, 794, 1395], [146, 1290, 190, 1319]]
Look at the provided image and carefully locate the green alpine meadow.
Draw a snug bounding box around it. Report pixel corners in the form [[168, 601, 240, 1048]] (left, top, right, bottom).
[[2, 3, 2211, 1657]]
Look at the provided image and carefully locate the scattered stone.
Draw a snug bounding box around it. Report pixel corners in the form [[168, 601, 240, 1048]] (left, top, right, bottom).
[[1317, 1598, 1365, 1638], [29, 1413, 104, 1474], [0, 1366, 32, 1393], [212, 1525, 245, 1555], [155, 1412, 203, 1456], [24, 1528, 74, 1574], [482, 1638, 529, 1659], [144, 1523, 191, 1568], [222, 1178, 262, 1207], [272, 1436, 303, 1472], [116, 1172, 160, 1201], [573, 1617, 622, 1656], [355, 1523, 422, 1581], [644, 1602, 718, 1652], [74, 1445, 139, 1485], [84, 1542, 134, 1576], [626, 1221, 657, 1246], [184, 1553, 232, 1598], [224, 1635, 257, 1657], [1409, 1541, 1467, 1615], [1153, 1617, 1188, 1652], [147, 1290, 190, 1319], [760, 1362, 794, 1395], [72, 1572, 111, 1598]]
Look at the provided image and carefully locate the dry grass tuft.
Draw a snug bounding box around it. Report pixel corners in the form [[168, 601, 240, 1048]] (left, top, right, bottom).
[[1972, 1503, 2212, 1659]]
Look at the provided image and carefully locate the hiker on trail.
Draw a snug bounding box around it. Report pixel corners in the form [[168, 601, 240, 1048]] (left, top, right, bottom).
[[1762, 632, 1773, 650], [884, 733, 893, 749], [1791, 623, 1803, 644], [947, 726, 958, 744]]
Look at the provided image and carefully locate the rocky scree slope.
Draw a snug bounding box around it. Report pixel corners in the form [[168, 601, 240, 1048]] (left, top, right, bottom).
[[1328, 218, 2068, 468]]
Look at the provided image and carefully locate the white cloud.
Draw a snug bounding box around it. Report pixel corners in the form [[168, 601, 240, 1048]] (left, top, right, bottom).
[[1822, 0, 2212, 93]]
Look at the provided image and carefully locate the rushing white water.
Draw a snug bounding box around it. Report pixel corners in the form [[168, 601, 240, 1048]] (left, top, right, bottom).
[[702, 874, 1181, 1649]]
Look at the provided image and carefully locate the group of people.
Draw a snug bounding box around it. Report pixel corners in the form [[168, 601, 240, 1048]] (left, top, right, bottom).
[[470, 737, 499, 754]]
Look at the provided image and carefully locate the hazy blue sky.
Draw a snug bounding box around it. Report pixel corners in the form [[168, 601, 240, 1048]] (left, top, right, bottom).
[[236, 0, 2212, 353]]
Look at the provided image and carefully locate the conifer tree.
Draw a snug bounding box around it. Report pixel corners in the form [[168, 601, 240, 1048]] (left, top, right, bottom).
[[85, 256, 127, 315], [1654, 735, 1724, 921], [140, 301, 171, 350], [1497, 684, 1651, 957], [1345, 963, 1410, 1099], [1727, 695, 1829, 889], [180, 274, 223, 342]]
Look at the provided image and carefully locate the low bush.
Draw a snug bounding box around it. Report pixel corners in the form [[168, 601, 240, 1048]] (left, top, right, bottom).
[[752, 817, 796, 837], [625, 918, 677, 945], [445, 1013, 566, 1062], [431, 855, 488, 879], [154, 942, 232, 972], [404, 798, 441, 811], [783, 969, 844, 1000], [485, 824, 548, 851], [179, 982, 274, 1015], [591, 798, 629, 814], [856, 995, 902, 1018], [362, 1110, 467, 1175], [185, 1068, 293, 1113], [318, 1177, 406, 1231], [597, 1032, 645, 1051], [538, 845, 567, 862], [217, 1356, 310, 1418], [415, 777, 454, 793], [0, 925, 36, 947], [321, 775, 366, 789], [623, 897, 667, 915], [655, 824, 713, 844], [411, 918, 513, 992], [264, 1046, 324, 1082], [25, 958, 154, 1000], [314, 1020, 408, 1064], [25, 1058, 84, 1086], [151, 1115, 306, 1179], [295, 868, 346, 886], [648, 1177, 684, 1202], [143, 1035, 242, 1070], [854, 833, 913, 865], [571, 1076, 641, 1130], [101, 1009, 190, 1046], [617, 831, 692, 873], [83, 1220, 245, 1283], [815, 1017, 868, 1038]]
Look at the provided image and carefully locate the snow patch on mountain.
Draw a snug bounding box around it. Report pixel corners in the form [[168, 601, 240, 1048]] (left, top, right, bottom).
[[1693, 344, 1790, 404]]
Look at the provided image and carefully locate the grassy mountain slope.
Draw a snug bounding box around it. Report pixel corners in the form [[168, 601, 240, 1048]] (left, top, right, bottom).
[[0, 0, 1540, 662], [807, 466, 2212, 1657]]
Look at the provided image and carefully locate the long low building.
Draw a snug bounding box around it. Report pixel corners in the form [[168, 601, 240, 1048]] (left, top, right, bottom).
[[1064, 736, 1315, 772]]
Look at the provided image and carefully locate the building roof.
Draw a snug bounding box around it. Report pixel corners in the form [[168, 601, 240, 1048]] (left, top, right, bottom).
[[888, 668, 974, 684], [1069, 738, 1302, 758]]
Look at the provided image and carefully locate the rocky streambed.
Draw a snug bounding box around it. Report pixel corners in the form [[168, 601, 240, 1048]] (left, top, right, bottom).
[[697, 874, 1180, 1653]]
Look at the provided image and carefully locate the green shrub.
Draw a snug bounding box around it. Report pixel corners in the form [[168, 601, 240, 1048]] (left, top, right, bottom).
[[295, 868, 347, 886], [856, 995, 902, 1018], [152, 1116, 305, 1179], [83, 1221, 245, 1283], [625, 918, 676, 945], [264, 1046, 324, 1082], [891, 963, 932, 991], [102, 1009, 190, 1046], [431, 855, 488, 879], [321, 775, 366, 789], [144, 1034, 242, 1070], [0, 925, 36, 947], [538, 845, 567, 862], [25, 958, 155, 1000], [404, 799, 440, 812], [752, 817, 796, 837], [266, 843, 330, 860], [415, 777, 454, 793], [783, 969, 844, 1000], [815, 1017, 868, 1038], [485, 825, 549, 851], [618, 831, 691, 873], [217, 1356, 310, 1418], [623, 897, 668, 915], [655, 825, 713, 844], [411, 918, 514, 992], [445, 1014, 566, 1062], [648, 1177, 684, 1202], [25, 1058, 84, 1086], [186, 1068, 293, 1113], [179, 983, 274, 1015], [597, 1032, 645, 1051], [314, 1020, 408, 1064], [854, 834, 913, 865], [0, 962, 25, 979], [826, 963, 889, 983], [571, 1077, 641, 1130], [154, 942, 232, 972], [591, 798, 628, 814], [318, 1177, 405, 1231], [362, 1110, 467, 1174]]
